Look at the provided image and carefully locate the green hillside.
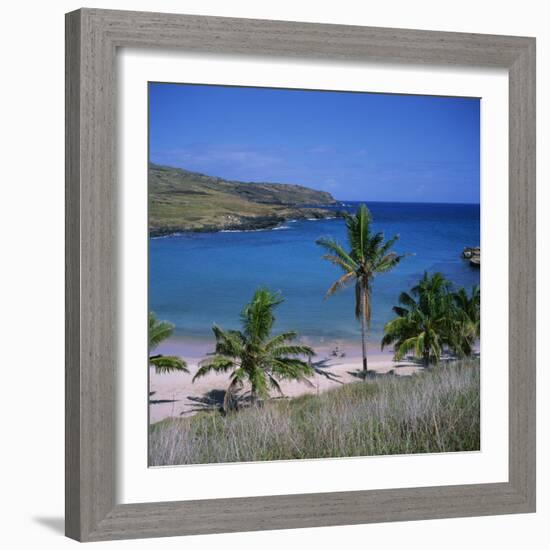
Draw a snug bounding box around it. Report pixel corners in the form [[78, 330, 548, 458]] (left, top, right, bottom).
[[149, 164, 340, 235]]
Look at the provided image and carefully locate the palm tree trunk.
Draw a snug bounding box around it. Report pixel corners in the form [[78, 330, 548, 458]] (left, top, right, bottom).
[[360, 285, 368, 375], [250, 386, 257, 406]]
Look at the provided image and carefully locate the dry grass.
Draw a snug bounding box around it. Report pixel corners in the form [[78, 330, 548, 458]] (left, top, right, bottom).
[[149, 359, 480, 466]]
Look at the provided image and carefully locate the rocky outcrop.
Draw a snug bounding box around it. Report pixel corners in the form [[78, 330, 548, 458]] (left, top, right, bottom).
[[462, 246, 480, 267], [150, 208, 343, 236]]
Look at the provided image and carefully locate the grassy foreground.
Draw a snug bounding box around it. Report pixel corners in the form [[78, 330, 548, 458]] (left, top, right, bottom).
[[149, 360, 480, 466]]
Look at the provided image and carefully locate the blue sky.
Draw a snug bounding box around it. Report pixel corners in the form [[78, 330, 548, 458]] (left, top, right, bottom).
[[149, 83, 480, 203]]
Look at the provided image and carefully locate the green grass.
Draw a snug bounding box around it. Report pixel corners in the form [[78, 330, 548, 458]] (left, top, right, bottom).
[[149, 359, 480, 466]]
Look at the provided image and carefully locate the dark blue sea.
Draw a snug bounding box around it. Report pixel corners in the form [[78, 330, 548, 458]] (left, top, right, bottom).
[[149, 202, 480, 346]]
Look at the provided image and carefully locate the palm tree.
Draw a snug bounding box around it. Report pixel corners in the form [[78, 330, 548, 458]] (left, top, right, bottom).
[[316, 204, 406, 374], [193, 288, 314, 409], [381, 272, 453, 365], [449, 285, 480, 358], [149, 312, 188, 373]]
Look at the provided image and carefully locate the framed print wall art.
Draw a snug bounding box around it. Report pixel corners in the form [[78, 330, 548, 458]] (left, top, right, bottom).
[[65, 8, 536, 542]]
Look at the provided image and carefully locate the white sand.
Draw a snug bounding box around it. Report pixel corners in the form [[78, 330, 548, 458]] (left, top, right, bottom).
[[149, 341, 423, 423]]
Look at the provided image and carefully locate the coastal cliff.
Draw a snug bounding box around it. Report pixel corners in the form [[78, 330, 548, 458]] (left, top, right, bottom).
[[149, 164, 340, 236]]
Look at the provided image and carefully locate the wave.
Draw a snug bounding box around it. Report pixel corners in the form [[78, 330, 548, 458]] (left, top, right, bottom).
[[220, 228, 266, 233], [220, 225, 290, 233], [151, 232, 184, 239], [153, 222, 297, 238]]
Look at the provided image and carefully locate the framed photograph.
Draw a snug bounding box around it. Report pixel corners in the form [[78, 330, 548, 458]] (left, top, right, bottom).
[[65, 8, 536, 542]]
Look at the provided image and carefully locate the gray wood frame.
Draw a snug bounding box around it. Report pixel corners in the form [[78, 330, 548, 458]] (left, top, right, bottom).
[[65, 8, 536, 542]]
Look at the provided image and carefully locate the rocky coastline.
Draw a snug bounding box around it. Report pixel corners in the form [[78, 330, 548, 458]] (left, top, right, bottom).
[[150, 207, 343, 237], [462, 246, 480, 267]]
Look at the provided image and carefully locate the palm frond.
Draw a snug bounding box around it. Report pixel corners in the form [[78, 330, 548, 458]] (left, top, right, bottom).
[[270, 357, 314, 380], [392, 305, 409, 317], [316, 237, 358, 271], [148, 312, 175, 350], [378, 234, 400, 256], [249, 368, 269, 400], [348, 204, 372, 263], [212, 325, 245, 357], [241, 287, 282, 342], [264, 331, 298, 350], [326, 271, 356, 298], [397, 291, 417, 309], [267, 374, 284, 396], [321, 254, 356, 273], [395, 336, 420, 361], [366, 231, 385, 260], [149, 354, 189, 374], [268, 344, 315, 358], [381, 316, 413, 349], [193, 356, 236, 382], [374, 252, 407, 273]]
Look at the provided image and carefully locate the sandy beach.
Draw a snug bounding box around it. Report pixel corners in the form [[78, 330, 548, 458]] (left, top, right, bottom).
[[149, 339, 423, 423]]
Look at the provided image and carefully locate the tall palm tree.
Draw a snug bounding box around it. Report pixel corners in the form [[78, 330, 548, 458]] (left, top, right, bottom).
[[193, 288, 314, 409], [316, 204, 405, 374], [149, 312, 188, 373], [449, 285, 480, 358], [381, 272, 453, 365]]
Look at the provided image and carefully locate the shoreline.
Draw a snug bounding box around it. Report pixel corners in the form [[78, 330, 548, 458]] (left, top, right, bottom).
[[149, 208, 342, 238], [149, 338, 423, 424]]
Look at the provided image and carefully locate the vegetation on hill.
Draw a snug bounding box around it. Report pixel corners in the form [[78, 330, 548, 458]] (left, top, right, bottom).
[[149, 163, 340, 235]]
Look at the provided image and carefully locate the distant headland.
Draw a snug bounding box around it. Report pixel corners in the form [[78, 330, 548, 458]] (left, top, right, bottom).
[[149, 163, 341, 236]]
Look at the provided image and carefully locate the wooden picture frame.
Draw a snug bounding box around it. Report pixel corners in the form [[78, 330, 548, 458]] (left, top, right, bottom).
[[65, 8, 536, 542]]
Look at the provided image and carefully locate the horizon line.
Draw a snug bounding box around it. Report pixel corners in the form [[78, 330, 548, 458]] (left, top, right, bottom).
[[336, 199, 480, 206]]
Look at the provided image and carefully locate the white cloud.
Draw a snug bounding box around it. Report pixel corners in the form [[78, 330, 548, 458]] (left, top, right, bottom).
[[155, 144, 282, 172]]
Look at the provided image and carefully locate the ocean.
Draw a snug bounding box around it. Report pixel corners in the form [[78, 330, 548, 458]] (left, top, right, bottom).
[[149, 202, 480, 348]]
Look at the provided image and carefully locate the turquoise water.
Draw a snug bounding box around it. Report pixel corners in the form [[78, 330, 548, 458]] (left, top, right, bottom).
[[149, 202, 480, 345]]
